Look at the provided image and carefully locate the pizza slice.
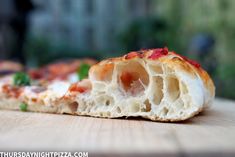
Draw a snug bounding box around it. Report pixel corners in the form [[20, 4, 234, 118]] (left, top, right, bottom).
[[28, 58, 97, 83], [0, 48, 215, 121], [0, 60, 23, 76], [0, 73, 73, 114], [59, 48, 215, 121], [0, 58, 96, 114]]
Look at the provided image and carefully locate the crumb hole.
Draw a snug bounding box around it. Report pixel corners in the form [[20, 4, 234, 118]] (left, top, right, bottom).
[[162, 107, 169, 116], [166, 76, 180, 102], [152, 76, 163, 105], [105, 100, 110, 106], [116, 107, 121, 113], [68, 102, 78, 113], [118, 61, 149, 96], [144, 99, 151, 112]]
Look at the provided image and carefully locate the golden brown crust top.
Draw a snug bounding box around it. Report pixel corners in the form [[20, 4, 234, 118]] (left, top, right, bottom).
[[90, 47, 215, 97]]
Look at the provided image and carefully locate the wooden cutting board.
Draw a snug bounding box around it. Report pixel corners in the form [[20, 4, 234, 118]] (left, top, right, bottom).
[[0, 98, 235, 157]]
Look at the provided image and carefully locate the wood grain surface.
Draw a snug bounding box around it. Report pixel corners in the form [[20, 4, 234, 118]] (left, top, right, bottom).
[[0, 98, 235, 157]]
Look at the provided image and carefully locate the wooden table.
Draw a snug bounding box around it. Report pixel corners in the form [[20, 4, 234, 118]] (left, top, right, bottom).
[[0, 98, 235, 157]]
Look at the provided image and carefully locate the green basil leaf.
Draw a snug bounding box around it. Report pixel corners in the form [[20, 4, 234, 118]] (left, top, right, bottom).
[[77, 63, 90, 80], [13, 72, 31, 86], [19, 103, 28, 112]]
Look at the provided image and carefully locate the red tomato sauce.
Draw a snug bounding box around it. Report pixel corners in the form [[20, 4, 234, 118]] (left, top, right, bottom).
[[173, 52, 201, 68], [69, 83, 87, 93], [125, 52, 144, 59], [148, 47, 168, 60], [2, 84, 22, 98]]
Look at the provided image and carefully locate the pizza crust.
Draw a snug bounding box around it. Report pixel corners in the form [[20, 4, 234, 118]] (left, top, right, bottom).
[[65, 49, 215, 121], [0, 49, 215, 122]]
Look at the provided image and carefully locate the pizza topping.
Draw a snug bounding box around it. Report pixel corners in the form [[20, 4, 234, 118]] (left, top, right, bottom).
[[31, 98, 37, 102], [13, 72, 31, 86], [148, 47, 168, 60], [69, 79, 91, 93], [31, 86, 47, 93], [69, 83, 87, 93], [28, 59, 96, 82], [173, 52, 201, 68], [19, 103, 27, 112], [77, 63, 91, 80], [125, 52, 144, 59], [181, 56, 201, 68], [28, 69, 43, 79], [2, 84, 23, 98]]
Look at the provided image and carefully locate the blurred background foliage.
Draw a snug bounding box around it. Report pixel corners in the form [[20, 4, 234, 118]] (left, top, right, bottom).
[[0, 0, 235, 99]]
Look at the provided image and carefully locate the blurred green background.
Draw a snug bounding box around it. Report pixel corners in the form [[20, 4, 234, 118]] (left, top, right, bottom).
[[0, 0, 235, 99]]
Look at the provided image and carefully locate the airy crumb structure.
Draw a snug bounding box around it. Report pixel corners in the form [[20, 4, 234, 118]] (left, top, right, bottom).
[[62, 48, 215, 121], [0, 48, 215, 122]]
